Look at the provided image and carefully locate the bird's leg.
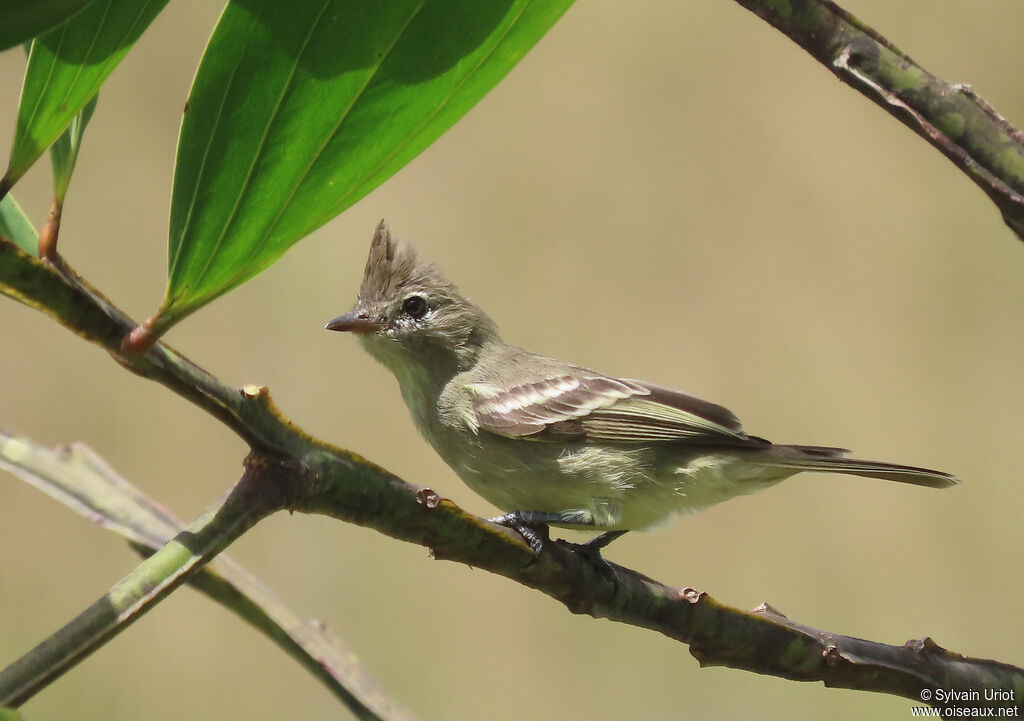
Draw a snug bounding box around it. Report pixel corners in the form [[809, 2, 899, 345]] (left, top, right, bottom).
[[490, 510, 602, 553], [490, 512, 627, 585], [576, 530, 629, 553], [558, 530, 628, 588]]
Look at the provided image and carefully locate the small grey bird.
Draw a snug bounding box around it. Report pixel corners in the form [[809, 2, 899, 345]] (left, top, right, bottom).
[[327, 221, 957, 554]]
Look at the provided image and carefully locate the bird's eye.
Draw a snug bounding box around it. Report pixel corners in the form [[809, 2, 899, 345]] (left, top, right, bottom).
[[402, 295, 428, 319]]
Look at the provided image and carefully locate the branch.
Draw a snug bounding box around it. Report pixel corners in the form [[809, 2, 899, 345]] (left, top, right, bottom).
[[731, 0, 1024, 241], [1, 237, 1021, 716], [0, 459, 277, 708], [0, 433, 418, 721]]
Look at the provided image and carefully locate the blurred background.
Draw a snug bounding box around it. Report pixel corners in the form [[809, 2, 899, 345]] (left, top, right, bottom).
[[2, 1, 1022, 719]]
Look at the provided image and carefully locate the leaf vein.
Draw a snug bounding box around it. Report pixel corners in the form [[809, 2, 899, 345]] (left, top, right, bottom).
[[323, 0, 537, 226], [186, 0, 334, 297], [225, 0, 428, 287], [167, 6, 263, 299]]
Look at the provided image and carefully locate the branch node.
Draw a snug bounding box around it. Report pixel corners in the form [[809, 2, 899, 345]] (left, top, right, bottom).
[[752, 601, 788, 619], [822, 644, 843, 667], [241, 450, 316, 513], [241, 384, 266, 399], [122, 317, 157, 355], [905, 636, 943, 655], [680, 587, 705, 604], [415, 488, 442, 509]]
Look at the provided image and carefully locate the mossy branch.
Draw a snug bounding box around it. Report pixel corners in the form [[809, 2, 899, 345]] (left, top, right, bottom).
[[1, 236, 1021, 716], [731, 0, 1024, 240]]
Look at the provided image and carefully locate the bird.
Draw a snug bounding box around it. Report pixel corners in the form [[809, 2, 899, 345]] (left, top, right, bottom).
[[326, 221, 958, 556]]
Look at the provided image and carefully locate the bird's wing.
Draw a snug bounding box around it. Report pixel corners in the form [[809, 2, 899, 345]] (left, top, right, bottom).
[[466, 372, 753, 445]]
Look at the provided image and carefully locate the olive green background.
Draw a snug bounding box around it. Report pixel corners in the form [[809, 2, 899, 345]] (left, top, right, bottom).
[[1, 1, 1022, 719]]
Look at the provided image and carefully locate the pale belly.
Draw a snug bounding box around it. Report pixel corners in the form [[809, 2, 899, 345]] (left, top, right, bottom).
[[431, 431, 795, 531]]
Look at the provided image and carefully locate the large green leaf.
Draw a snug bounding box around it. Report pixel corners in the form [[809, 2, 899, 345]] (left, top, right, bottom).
[[155, 0, 574, 334], [0, 0, 97, 50], [3, 0, 170, 188]]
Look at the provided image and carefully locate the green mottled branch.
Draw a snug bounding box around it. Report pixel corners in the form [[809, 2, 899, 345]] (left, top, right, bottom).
[[1, 237, 1021, 714], [732, 0, 1024, 240]]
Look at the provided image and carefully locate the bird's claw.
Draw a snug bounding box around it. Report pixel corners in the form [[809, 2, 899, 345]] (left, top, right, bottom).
[[490, 512, 549, 555]]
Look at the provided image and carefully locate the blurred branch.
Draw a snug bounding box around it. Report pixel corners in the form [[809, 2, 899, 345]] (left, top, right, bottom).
[[731, 0, 1024, 241], [0, 456, 278, 708], [0, 432, 418, 721], [1, 236, 1022, 714]]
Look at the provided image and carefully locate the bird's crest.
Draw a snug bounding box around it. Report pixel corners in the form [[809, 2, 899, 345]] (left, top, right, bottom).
[[358, 220, 423, 302]]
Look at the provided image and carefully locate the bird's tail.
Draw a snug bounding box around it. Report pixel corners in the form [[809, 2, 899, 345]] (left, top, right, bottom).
[[760, 444, 959, 489]]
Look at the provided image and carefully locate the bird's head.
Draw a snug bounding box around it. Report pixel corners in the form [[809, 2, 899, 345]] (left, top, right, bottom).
[[326, 221, 498, 378]]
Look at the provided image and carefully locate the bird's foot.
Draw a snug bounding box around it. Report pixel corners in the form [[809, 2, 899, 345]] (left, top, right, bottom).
[[489, 514, 628, 588], [490, 512, 550, 555]]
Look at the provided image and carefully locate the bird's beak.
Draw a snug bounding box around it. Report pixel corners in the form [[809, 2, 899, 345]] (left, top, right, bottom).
[[324, 310, 382, 333]]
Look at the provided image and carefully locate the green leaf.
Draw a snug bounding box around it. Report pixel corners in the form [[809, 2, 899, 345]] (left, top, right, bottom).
[[3, 0, 170, 188], [0, 706, 22, 721], [156, 0, 574, 334], [0, 0, 97, 50], [0, 195, 38, 256], [50, 95, 99, 203]]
